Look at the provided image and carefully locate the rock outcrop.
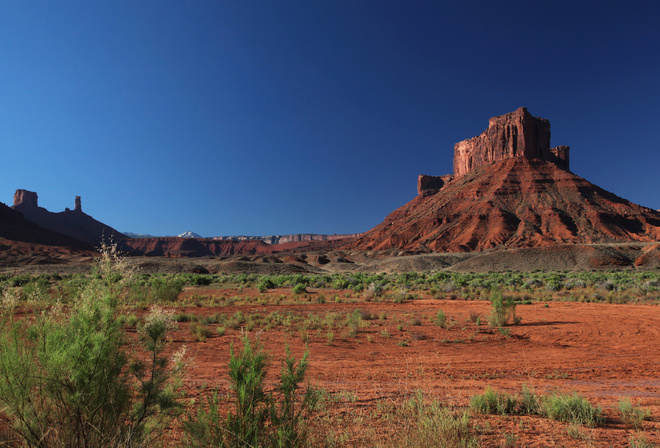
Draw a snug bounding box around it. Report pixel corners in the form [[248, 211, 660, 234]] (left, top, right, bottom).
[[417, 175, 454, 197], [13, 189, 38, 208], [453, 107, 569, 178], [12, 190, 125, 245], [0, 201, 92, 251], [119, 237, 276, 257], [347, 108, 660, 253]]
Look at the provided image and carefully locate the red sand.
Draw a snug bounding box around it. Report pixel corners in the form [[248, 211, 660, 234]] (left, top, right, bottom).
[[151, 288, 660, 447]]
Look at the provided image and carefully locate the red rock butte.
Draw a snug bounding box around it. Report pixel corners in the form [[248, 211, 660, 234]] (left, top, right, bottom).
[[347, 107, 660, 252], [454, 106, 569, 177]]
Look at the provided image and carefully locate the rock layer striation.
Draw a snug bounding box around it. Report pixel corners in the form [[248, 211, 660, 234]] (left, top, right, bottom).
[[347, 108, 660, 252], [453, 107, 569, 178]]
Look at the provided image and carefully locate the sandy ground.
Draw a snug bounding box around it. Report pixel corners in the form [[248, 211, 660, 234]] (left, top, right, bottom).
[[131, 287, 660, 447]]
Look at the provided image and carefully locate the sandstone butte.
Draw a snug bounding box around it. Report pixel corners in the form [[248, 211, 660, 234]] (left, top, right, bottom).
[[12, 190, 126, 246], [346, 107, 660, 252]]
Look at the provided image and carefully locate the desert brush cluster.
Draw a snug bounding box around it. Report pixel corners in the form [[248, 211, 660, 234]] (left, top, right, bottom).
[[1, 249, 659, 447]]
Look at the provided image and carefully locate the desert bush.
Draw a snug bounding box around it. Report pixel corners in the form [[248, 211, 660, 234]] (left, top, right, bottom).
[[358, 309, 375, 320], [189, 274, 213, 286], [174, 312, 197, 322], [542, 393, 603, 426], [182, 337, 317, 448], [470, 387, 518, 415], [292, 284, 307, 295], [629, 433, 657, 448], [488, 290, 520, 328], [470, 385, 540, 417], [0, 283, 184, 448], [435, 310, 447, 328], [190, 321, 213, 342], [378, 391, 478, 448], [618, 398, 650, 429], [125, 313, 140, 327], [258, 277, 276, 293], [150, 275, 185, 302]]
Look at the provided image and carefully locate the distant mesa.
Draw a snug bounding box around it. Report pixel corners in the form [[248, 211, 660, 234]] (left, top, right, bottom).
[[212, 233, 363, 245], [348, 107, 660, 252], [120, 232, 363, 257], [124, 232, 156, 238], [12, 189, 126, 245]]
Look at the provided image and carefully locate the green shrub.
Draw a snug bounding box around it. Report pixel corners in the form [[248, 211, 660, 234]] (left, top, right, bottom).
[[378, 391, 478, 448], [470, 387, 517, 415], [488, 290, 520, 328], [435, 310, 447, 328], [618, 398, 650, 429], [470, 385, 540, 417], [125, 314, 140, 327], [190, 321, 213, 342], [629, 432, 657, 448], [542, 393, 603, 426], [150, 276, 184, 302], [0, 283, 183, 448], [258, 278, 276, 293], [292, 284, 307, 295], [183, 337, 317, 448]]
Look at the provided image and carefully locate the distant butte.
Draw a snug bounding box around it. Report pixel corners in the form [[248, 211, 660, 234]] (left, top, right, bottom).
[[12, 189, 126, 245], [347, 107, 660, 252]]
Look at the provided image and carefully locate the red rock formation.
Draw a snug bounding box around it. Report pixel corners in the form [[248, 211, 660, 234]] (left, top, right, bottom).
[[12, 189, 125, 245], [346, 158, 660, 252], [453, 107, 569, 178], [13, 189, 38, 208], [212, 233, 362, 245], [417, 174, 454, 197], [347, 108, 660, 253], [0, 201, 93, 251], [120, 237, 277, 257]]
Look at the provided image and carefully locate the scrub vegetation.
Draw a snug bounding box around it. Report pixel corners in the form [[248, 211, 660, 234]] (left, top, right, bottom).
[[1, 257, 659, 446]]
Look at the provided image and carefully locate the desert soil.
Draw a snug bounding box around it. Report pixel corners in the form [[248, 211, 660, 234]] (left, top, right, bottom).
[[136, 287, 660, 447]]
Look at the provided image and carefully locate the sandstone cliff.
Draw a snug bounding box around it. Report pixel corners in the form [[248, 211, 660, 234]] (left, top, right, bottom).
[[453, 107, 569, 178], [347, 108, 660, 252], [12, 190, 126, 245], [119, 237, 275, 257]]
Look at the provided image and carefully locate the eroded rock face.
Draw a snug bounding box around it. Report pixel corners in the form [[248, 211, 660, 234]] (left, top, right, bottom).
[[346, 107, 659, 253], [13, 189, 38, 208], [453, 107, 569, 177], [346, 158, 660, 253], [417, 174, 454, 197]]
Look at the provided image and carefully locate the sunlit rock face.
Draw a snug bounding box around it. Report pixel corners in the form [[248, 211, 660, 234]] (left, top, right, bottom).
[[453, 107, 569, 178]]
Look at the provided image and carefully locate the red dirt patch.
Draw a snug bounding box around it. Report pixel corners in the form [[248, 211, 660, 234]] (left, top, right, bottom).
[[139, 288, 660, 447]]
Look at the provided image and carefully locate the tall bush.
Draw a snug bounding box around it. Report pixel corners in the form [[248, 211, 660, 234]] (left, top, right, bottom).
[[0, 250, 184, 448], [488, 290, 520, 328], [183, 336, 317, 448]]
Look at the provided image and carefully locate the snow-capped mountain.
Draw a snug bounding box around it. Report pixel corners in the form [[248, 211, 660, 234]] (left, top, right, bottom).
[[176, 231, 203, 238]]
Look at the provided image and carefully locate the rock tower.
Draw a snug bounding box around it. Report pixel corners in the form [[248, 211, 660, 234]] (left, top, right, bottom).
[[453, 107, 569, 178]]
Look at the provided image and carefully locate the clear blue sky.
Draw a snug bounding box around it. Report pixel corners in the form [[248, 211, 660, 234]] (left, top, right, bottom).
[[2, 1, 659, 237]]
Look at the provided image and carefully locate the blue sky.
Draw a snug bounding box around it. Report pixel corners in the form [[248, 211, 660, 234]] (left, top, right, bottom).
[[2, 1, 659, 237]]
